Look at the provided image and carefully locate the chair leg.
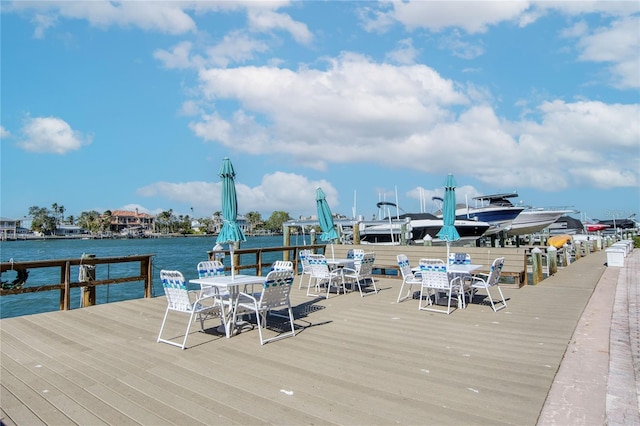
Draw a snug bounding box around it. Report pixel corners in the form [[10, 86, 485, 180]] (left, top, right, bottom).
[[255, 308, 265, 345], [287, 306, 296, 337], [180, 311, 196, 350], [397, 281, 418, 303], [367, 278, 378, 295], [397, 281, 408, 302], [157, 307, 171, 343], [487, 286, 507, 312]]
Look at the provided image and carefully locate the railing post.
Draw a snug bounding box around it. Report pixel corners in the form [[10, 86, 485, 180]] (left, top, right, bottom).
[[256, 249, 263, 276], [142, 257, 153, 298], [80, 254, 97, 307], [283, 227, 291, 261], [61, 261, 71, 310], [547, 246, 558, 276], [563, 243, 572, 265], [531, 247, 543, 285]]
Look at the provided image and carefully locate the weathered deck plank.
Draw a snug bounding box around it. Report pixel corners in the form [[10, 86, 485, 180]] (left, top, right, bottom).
[[1, 251, 611, 425]]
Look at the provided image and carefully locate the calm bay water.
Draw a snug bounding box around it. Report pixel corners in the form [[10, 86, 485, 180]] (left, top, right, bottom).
[[0, 234, 313, 319]]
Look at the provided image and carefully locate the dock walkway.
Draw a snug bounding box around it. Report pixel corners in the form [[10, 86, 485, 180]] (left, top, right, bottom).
[[1, 249, 638, 425]]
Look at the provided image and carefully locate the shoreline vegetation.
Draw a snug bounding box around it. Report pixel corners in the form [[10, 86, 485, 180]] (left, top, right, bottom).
[[1, 231, 284, 242]]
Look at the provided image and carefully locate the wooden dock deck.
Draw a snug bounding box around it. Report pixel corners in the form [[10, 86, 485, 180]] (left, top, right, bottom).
[[0, 250, 620, 425]]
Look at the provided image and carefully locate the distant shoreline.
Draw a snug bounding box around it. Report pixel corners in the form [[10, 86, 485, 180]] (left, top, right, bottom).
[[1, 232, 283, 242]]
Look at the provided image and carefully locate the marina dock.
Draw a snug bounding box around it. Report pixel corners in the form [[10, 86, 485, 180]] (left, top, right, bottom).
[[1, 249, 638, 425]]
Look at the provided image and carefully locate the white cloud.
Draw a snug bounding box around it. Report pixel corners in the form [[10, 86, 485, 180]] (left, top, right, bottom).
[[575, 16, 640, 89], [137, 172, 339, 218], [186, 53, 638, 192], [247, 9, 313, 45], [205, 31, 270, 67], [10, 1, 197, 36], [18, 117, 92, 154], [153, 41, 195, 69], [437, 30, 485, 60], [386, 38, 419, 65], [193, 53, 468, 167], [0, 126, 11, 139], [370, 1, 531, 33]]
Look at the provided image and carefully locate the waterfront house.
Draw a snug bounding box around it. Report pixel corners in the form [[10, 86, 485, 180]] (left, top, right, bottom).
[[54, 224, 86, 237], [0, 217, 18, 240], [110, 210, 155, 235]]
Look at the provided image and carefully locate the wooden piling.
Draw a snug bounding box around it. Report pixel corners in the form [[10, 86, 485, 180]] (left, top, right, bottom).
[[531, 247, 544, 284], [547, 246, 558, 276]]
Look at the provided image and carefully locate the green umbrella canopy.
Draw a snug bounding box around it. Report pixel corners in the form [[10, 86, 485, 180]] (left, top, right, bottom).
[[216, 157, 246, 245], [316, 187, 339, 242], [436, 174, 461, 243]]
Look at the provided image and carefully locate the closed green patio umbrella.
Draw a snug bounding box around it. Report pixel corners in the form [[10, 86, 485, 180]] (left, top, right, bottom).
[[436, 174, 460, 263], [216, 157, 246, 278], [316, 187, 339, 259]]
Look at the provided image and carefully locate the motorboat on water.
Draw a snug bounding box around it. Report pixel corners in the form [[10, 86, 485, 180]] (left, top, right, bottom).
[[548, 215, 584, 235], [432, 192, 524, 236], [590, 213, 637, 230], [507, 207, 577, 236], [359, 213, 491, 245]]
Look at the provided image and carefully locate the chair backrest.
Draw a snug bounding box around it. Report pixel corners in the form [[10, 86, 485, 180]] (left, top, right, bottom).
[[357, 252, 375, 276], [272, 260, 294, 271], [307, 254, 331, 278], [197, 260, 225, 278], [160, 270, 192, 311], [419, 264, 451, 290], [299, 249, 313, 270], [419, 258, 445, 266], [259, 270, 295, 309], [486, 257, 505, 287], [397, 254, 416, 280], [346, 249, 354, 259], [351, 249, 365, 260], [448, 252, 471, 265]]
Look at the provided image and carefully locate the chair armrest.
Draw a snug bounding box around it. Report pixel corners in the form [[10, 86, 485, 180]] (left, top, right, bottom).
[[236, 291, 259, 306], [467, 275, 487, 285], [193, 292, 223, 308]]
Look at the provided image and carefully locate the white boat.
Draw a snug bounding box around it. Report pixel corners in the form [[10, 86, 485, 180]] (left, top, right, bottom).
[[507, 208, 576, 236], [432, 193, 524, 236], [548, 215, 584, 235], [359, 213, 491, 245]]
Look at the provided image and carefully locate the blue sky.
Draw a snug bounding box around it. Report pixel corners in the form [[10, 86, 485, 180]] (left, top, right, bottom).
[[1, 1, 639, 225]]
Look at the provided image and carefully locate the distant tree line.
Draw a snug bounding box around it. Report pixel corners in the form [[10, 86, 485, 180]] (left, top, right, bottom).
[[25, 204, 294, 235]]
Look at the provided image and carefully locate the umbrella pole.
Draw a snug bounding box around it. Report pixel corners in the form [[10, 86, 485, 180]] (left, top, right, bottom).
[[446, 241, 451, 268], [229, 244, 235, 279]]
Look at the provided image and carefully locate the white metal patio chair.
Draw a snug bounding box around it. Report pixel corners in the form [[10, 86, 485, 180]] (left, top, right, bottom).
[[447, 252, 473, 305], [157, 270, 223, 350], [467, 257, 507, 312], [396, 254, 422, 303], [342, 252, 377, 296], [418, 264, 464, 314], [419, 258, 446, 267], [306, 254, 346, 299], [233, 270, 296, 345], [196, 260, 228, 297], [272, 260, 294, 271], [347, 249, 365, 260], [298, 249, 314, 290], [448, 252, 471, 265]]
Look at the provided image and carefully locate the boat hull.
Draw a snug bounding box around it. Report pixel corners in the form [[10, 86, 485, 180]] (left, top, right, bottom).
[[507, 210, 569, 236], [359, 218, 490, 245], [454, 206, 524, 235]]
